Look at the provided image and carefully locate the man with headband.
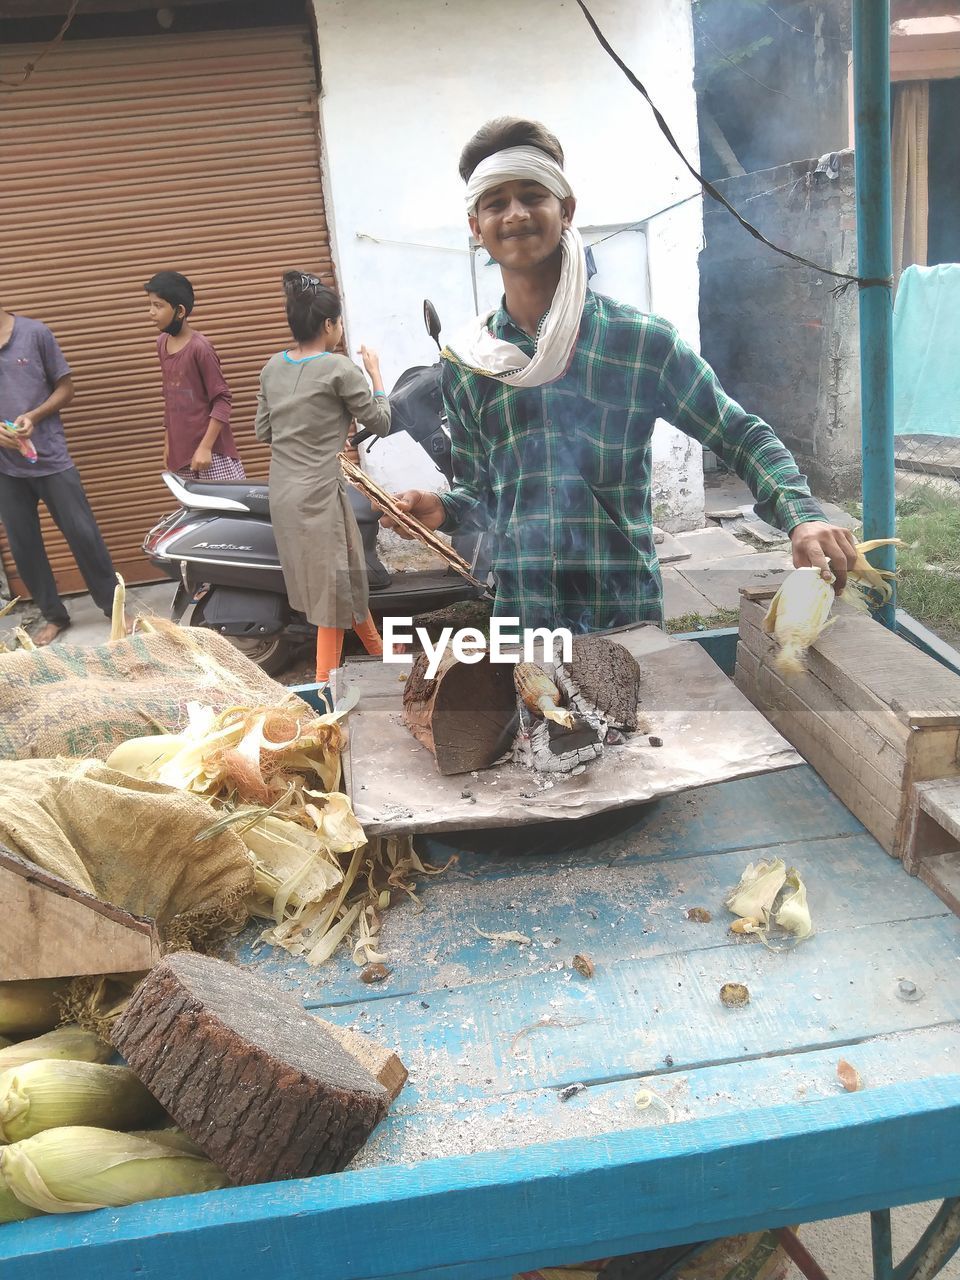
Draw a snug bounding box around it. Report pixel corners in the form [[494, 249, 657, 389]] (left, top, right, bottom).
[[384, 117, 858, 633]]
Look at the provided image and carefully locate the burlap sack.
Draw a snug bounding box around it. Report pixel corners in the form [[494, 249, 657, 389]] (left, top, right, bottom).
[[0, 758, 253, 944], [0, 625, 297, 762]]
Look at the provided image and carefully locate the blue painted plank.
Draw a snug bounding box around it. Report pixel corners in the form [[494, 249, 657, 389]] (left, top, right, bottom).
[[897, 610, 960, 678], [225, 769, 871, 1008], [4, 1077, 960, 1280], [228, 828, 947, 1016], [350, 1024, 960, 1170], [314, 915, 960, 1103], [677, 627, 740, 677]]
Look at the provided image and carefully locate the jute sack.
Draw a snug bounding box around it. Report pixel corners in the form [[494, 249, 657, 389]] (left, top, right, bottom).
[[0, 758, 253, 946], [0, 625, 297, 762]]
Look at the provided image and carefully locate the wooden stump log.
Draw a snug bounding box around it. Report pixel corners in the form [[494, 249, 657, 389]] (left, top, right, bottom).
[[556, 635, 645, 731], [402, 651, 518, 775], [112, 953, 390, 1185]]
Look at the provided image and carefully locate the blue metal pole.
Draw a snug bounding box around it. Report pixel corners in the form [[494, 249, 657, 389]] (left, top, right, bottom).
[[852, 0, 896, 627]]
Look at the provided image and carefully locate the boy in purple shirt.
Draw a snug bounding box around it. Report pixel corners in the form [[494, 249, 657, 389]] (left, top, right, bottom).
[[144, 271, 244, 481], [0, 303, 118, 646]]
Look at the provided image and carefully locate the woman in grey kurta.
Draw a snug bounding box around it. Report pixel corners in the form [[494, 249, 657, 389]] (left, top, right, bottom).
[[255, 272, 391, 685]]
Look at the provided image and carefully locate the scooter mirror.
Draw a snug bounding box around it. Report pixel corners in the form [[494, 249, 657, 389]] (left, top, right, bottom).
[[423, 299, 442, 348]]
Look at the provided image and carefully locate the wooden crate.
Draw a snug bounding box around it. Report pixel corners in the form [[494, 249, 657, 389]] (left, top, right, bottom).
[[735, 588, 960, 861]]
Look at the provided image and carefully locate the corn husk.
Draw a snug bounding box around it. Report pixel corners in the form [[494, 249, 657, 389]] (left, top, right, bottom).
[[775, 867, 813, 939], [109, 574, 126, 643], [239, 812, 346, 923], [726, 858, 787, 923], [0, 1026, 112, 1073], [0, 1126, 228, 1214], [0, 1060, 163, 1143], [849, 538, 904, 602], [129, 1129, 204, 1157], [108, 701, 345, 803], [762, 540, 904, 676], [111, 695, 453, 969], [762, 568, 836, 676], [105, 732, 183, 781], [0, 1178, 44, 1223], [0, 981, 68, 1039]]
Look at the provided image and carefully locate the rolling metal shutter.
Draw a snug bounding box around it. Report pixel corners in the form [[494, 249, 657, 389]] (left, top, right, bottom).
[[0, 22, 335, 595]]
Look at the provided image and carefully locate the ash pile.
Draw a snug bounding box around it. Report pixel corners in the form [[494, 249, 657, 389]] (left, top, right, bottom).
[[512, 635, 650, 775]]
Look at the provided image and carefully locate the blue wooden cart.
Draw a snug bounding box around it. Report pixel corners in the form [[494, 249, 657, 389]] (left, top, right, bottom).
[[4, 0, 959, 1274], [2, 620, 960, 1280]]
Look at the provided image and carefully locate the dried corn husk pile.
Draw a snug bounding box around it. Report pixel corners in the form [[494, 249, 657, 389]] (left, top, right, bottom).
[[0, 577, 448, 970], [104, 698, 449, 967]]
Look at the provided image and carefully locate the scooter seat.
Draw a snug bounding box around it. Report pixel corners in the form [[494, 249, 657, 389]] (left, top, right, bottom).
[[176, 477, 271, 518]]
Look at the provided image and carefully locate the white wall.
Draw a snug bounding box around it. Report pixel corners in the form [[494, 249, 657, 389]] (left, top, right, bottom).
[[311, 0, 706, 528]]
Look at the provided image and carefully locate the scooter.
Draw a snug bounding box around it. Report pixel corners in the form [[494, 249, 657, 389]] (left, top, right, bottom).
[[143, 301, 491, 674]]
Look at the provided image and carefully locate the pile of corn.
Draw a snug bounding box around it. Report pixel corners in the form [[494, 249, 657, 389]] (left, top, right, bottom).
[[104, 699, 446, 968], [0, 980, 227, 1223]]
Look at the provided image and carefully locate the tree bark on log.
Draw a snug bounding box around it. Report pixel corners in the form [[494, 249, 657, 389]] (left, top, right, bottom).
[[112, 953, 389, 1185], [402, 651, 518, 776], [557, 635, 645, 731]]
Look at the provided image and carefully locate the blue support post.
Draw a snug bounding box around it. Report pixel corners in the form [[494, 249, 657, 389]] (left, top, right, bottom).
[[852, 0, 897, 627], [872, 1209, 894, 1280]]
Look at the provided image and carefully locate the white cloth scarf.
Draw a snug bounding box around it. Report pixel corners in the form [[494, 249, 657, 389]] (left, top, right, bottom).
[[445, 145, 587, 387]]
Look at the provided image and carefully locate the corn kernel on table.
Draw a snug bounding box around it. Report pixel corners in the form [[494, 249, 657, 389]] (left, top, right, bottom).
[[2, 644, 960, 1279]]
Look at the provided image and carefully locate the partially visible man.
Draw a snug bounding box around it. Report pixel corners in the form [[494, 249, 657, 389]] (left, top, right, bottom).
[[383, 117, 859, 634], [0, 303, 118, 645]]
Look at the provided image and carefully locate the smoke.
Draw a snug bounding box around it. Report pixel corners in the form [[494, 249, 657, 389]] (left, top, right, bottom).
[[694, 0, 850, 180]]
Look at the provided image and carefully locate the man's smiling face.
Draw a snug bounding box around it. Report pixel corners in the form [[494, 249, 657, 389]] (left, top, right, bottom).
[[470, 178, 575, 271]]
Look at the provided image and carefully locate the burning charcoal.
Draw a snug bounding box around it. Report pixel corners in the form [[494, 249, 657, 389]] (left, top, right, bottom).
[[512, 701, 603, 774], [555, 635, 645, 732]]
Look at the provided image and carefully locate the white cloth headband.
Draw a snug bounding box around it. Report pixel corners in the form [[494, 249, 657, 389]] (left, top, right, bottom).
[[447, 146, 586, 387], [464, 145, 574, 214]]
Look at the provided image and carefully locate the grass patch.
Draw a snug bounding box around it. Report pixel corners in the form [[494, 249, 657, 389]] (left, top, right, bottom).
[[894, 486, 960, 636], [834, 487, 960, 637], [666, 607, 740, 634]]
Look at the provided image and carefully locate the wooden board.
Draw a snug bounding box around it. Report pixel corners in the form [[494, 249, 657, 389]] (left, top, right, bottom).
[[0, 845, 161, 980], [736, 595, 960, 859], [5, 766, 960, 1280], [902, 777, 960, 918], [340, 627, 801, 837]]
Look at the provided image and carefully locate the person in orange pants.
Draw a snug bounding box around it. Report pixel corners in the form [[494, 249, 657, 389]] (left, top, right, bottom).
[[315, 612, 383, 686], [254, 271, 392, 706]]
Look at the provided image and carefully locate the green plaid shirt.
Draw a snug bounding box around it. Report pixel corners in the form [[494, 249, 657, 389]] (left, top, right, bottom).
[[439, 291, 823, 632]]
